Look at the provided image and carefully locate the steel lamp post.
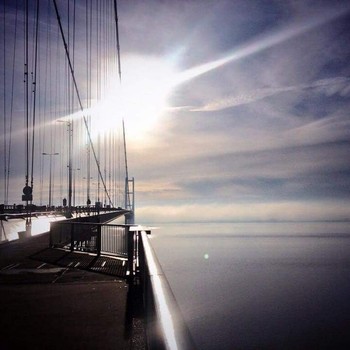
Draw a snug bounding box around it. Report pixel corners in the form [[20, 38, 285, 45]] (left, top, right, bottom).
[[42, 152, 59, 207]]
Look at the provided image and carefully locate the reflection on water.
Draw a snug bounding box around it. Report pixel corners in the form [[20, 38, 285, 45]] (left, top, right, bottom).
[[0, 215, 67, 242], [150, 222, 350, 350]]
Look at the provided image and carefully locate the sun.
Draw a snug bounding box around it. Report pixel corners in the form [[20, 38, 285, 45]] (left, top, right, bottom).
[[90, 55, 178, 141]]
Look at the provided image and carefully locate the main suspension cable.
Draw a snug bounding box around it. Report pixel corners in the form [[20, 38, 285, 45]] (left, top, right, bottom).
[[52, 0, 113, 207], [113, 0, 122, 84]]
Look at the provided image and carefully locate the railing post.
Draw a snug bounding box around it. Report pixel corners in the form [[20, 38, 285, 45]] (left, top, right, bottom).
[[49, 223, 53, 247], [138, 231, 145, 285], [127, 226, 134, 279], [70, 223, 74, 251], [97, 224, 101, 256]]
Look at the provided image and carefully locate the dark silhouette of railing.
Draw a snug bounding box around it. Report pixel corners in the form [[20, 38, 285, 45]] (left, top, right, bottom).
[[48, 222, 196, 349], [50, 222, 133, 270]]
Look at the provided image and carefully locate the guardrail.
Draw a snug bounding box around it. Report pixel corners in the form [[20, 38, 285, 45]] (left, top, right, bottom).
[[50, 222, 134, 272], [49, 222, 196, 349], [138, 230, 197, 350], [0, 204, 125, 214]]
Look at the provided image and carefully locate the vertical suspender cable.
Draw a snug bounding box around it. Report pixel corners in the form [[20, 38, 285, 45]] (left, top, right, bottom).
[[23, 0, 31, 226], [122, 120, 129, 185], [52, 0, 114, 207], [86, 0, 91, 205], [7, 0, 19, 205], [97, 0, 100, 204], [24, 0, 29, 194], [114, 0, 131, 211], [67, 0, 73, 209], [117, 135, 119, 207], [122, 119, 130, 209], [3, 0, 7, 204], [85, 0, 88, 204], [40, 1, 51, 206], [73, 0, 77, 205], [30, 0, 40, 198]]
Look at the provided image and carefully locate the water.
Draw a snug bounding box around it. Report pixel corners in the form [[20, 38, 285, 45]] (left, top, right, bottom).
[[150, 222, 350, 349]]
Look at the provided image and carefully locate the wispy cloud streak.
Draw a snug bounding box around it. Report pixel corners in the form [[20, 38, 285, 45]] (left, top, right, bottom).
[[191, 77, 350, 112], [173, 5, 350, 86]]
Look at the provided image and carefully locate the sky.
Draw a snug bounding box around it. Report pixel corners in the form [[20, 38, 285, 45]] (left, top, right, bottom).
[[1, 0, 350, 223]]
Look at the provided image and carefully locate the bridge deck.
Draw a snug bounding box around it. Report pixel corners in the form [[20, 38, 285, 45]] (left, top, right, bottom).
[[0, 233, 145, 350]]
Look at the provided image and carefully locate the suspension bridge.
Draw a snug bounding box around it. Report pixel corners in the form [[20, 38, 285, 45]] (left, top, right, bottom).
[[1, 0, 135, 234], [0, 2, 197, 349]]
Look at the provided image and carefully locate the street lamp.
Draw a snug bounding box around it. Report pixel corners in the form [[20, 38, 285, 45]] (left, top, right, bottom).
[[73, 168, 81, 206], [42, 152, 59, 207], [83, 176, 93, 206], [57, 119, 73, 209]]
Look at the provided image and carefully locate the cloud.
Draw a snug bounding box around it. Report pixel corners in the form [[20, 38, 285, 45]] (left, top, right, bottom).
[[283, 114, 350, 147], [132, 134, 350, 216], [174, 3, 350, 87], [2, 0, 350, 222], [136, 200, 350, 224], [191, 77, 350, 112]]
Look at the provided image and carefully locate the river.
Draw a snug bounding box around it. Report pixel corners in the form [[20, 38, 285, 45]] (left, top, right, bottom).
[[150, 221, 350, 349]]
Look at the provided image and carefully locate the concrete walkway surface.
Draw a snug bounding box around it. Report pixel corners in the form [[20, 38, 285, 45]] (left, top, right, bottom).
[[0, 233, 145, 350]]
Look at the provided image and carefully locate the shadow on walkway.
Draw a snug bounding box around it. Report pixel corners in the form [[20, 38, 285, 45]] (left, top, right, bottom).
[[0, 235, 146, 349]]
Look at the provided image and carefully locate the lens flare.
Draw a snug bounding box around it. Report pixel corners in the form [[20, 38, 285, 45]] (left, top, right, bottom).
[[90, 55, 178, 141]]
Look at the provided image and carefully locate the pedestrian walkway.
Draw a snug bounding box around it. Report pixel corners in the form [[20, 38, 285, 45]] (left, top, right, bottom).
[[0, 232, 145, 350]]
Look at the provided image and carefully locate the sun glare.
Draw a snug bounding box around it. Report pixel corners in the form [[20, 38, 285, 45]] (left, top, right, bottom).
[[90, 55, 177, 141]]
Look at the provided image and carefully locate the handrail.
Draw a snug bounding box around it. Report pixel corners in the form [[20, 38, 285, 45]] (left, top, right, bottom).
[[48, 221, 197, 348], [139, 230, 197, 350], [55, 222, 131, 227]]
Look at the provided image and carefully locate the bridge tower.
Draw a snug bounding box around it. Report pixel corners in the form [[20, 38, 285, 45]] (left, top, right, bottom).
[[125, 177, 135, 224]]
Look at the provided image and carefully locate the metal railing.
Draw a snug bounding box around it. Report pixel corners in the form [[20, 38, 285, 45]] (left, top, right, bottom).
[[0, 205, 129, 222], [138, 230, 197, 350], [101, 225, 128, 257], [50, 221, 132, 259], [49, 222, 196, 349]]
